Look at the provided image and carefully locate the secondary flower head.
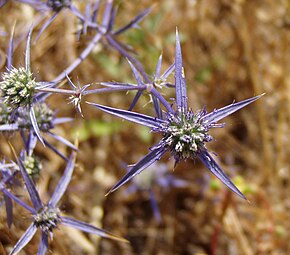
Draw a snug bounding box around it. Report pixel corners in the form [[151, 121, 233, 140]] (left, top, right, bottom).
[[4, 152, 127, 255], [0, 67, 36, 108], [47, 0, 71, 12], [88, 29, 264, 200], [0, 100, 14, 124], [22, 153, 43, 178], [17, 102, 54, 131], [0, 28, 58, 144]]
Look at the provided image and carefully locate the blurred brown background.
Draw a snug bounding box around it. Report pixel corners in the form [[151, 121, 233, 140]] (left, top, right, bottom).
[[0, 0, 289, 254]]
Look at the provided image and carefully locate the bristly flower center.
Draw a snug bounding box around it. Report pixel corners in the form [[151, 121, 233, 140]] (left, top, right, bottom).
[[47, 0, 71, 11], [0, 101, 14, 124], [17, 103, 55, 131], [159, 110, 212, 161], [23, 154, 43, 178], [33, 206, 61, 233], [0, 67, 36, 108]]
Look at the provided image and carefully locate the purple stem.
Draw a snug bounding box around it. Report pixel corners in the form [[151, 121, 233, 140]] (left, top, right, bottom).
[[52, 32, 102, 82], [106, 34, 150, 83]]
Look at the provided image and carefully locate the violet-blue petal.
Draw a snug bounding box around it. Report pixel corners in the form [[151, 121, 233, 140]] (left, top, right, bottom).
[[61, 216, 128, 242], [47, 132, 78, 151], [108, 6, 117, 32], [161, 62, 175, 80], [35, 81, 57, 89], [175, 29, 187, 112], [4, 194, 13, 228], [43, 138, 68, 161], [201, 94, 264, 125], [128, 90, 143, 111], [25, 131, 38, 155], [101, 0, 113, 31], [49, 153, 76, 207], [25, 27, 33, 72], [198, 150, 246, 200], [152, 94, 162, 119], [17, 157, 43, 210], [7, 25, 15, 70], [87, 102, 165, 128], [149, 87, 175, 114], [29, 107, 45, 146], [1, 187, 35, 213], [114, 7, 151, 35], [155, 54, 163, 79], [37, 231, 48, 255], [35, 12, 58, 42], [127, 60, 144, 86], [9, 223, 37, 255], [92, 0, 100, 21], [65, 73, 76, 89], [52, 117, 74, 125], [108, 146, 167, 194]]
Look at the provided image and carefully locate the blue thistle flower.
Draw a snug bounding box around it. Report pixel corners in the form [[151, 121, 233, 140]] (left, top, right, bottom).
[[87, 29, 264, 200], [0, 101, 77, 161], [0, 28, 56, 144], [3, 152, 128, 255]]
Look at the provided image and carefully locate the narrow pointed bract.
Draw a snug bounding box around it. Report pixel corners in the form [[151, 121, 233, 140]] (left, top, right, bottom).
[[17, 156, 43, 210], [198, 150, 246, 200], [201, 94, 265, 125], [113, 7, 151, 35], [61, 216, 128, 243], [37, 232, 48, 255], [107, 147, 167, 195], [25, 28, 32, 72], [175, 29, 187, 112], [29, 107, 45, 146], [87, 102, 165, 129], [9, 223, 37, 255], [49, 153, 76, 207]]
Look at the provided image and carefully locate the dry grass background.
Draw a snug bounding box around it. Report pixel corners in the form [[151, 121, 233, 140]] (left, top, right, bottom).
[[0, 0, 289, 254]]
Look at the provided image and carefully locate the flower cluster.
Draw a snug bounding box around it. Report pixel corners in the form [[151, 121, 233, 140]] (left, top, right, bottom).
[[158, 109, 212, 161]]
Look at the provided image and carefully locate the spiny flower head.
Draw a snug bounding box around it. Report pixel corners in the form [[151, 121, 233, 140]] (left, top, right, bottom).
[[33, 206, 61, 233], [23, 154, 43, 178], [4, 152, 127, 255], [88, 29, 264, 200], [159, 109, 212, 161], [17, 103, 55, 131], [47, 0, 71, 12], [0, 101, 14, 124], [0, 67, 36, 108]]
